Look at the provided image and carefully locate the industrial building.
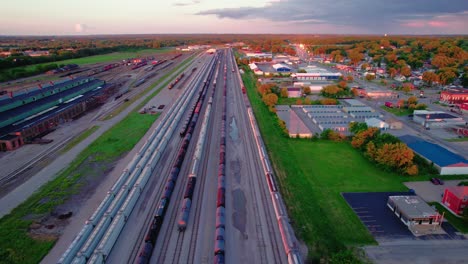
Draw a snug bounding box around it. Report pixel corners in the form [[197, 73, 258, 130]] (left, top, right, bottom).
[[291, 66, 341, 82], [0, 77, 112, 151], [399, 135, 468, 175], [296, 103, 381, 135], [365, 117, 389, 130], [440, 88, 468, 105], [276, 105, 312, 138], [442, 186, 468, 216], [387, 195, 442, 233], [272, 63, 291, 72], [412, 110, 466, 129]]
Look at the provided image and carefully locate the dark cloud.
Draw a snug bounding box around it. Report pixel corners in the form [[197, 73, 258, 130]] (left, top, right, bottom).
[[174, 0, 200, 7], [196, 0, 468, 32]]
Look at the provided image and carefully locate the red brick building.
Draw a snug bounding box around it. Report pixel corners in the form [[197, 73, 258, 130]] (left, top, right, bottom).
[[442, 186, 468, 216], [440, 88, 468, 105]]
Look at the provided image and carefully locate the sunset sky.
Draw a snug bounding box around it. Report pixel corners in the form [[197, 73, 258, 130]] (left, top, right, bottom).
[[1, 0, 467, 35]]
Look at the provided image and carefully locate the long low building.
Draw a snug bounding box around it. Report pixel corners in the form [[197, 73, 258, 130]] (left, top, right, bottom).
[[412, 110, 466, 129], [399, 135, 468, 175], [0, 78, 113, 151]]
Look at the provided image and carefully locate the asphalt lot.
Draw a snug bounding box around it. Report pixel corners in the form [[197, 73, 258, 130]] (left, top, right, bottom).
[[342, 192, 466, 242]]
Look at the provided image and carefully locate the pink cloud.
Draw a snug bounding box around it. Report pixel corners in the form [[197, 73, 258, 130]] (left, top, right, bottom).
[[427, 20, 448, 27]]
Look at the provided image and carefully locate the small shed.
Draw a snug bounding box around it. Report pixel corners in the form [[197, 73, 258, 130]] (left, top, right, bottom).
[[365, 117, 389, 130]]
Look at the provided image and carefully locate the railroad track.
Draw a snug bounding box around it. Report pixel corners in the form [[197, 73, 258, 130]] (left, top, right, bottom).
[[0, 135, 74, 189], [228, 50, 283, 263]]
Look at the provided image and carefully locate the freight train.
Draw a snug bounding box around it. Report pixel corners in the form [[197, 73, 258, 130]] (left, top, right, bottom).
[[136, 53, 218, 264], [168, 73, 185, 89], [212, 52, 228, 264]]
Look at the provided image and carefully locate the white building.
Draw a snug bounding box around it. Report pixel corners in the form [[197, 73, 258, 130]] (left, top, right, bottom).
[[365, 117, 389, 130]]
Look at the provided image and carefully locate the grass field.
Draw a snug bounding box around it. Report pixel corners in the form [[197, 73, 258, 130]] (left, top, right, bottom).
[[0, 112, 158, 264], [241, 66, 438, 261], [381, 105, 413, 116], [430, 203, 468, 233]]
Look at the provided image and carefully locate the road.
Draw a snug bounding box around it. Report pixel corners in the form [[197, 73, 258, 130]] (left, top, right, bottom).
[[365, 240, 468, 264], [101, 49, 287, 264]]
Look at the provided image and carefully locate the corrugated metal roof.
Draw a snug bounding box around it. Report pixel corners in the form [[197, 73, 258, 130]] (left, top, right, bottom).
[[399, 135, 468, 167]]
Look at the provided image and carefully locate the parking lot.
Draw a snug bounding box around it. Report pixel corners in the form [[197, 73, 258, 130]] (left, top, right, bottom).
[[342, 192, 466, 242], [404, 180, 464, 203]]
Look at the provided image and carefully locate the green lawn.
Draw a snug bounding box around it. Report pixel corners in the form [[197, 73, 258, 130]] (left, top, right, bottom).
[[429, 203, 468, 233], [0, 112, 158, 264], [380, 105, 413, 116], [241, 66, 421, 261], [277, 97, 302, 105]]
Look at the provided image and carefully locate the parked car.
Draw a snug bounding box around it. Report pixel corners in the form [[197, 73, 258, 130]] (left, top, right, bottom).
[[430, 178, 444, 185]]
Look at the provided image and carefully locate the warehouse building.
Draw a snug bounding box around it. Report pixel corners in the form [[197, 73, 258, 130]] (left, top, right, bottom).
[[442, 186, 468, 216], [412, 110, 466, 129], [291, 66, 341, 81], [276, 105, 312, 138], [272, 63, 291, 72], [0, 77, 110, 151], [399, 135, 468, 175], [387, 195, 442, 234], [298, 103, 381, 135]]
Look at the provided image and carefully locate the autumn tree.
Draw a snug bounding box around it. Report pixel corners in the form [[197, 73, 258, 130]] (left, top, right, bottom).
[[321, 84, 341, 98], [431, 55, 455, 68], [346, 75, 354, 82], [338, 80, 348, 89], [407, 96, 418, 105], [280, 87, 288, 98], [320, 98, 338, 105], [402, 83, 414, 93], [348, 51, 364, 66], [262, 93, 278, 107], [437, 67, 457, 85], [295, 99, 303, 105], [400, 66, 412, 77], [374, 142, 415, 170], [304, 98, 312, 105], [388, 68, 398, 78], [422, 71, 439, 86], [365, 74, 376, 81], [351, 127, 380, 149], [303, 86, 311, 95]]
